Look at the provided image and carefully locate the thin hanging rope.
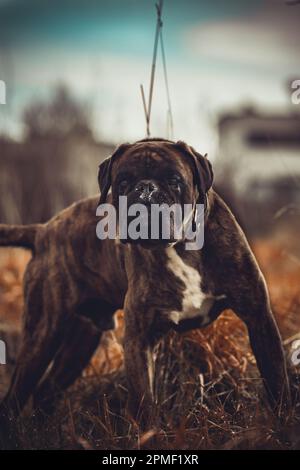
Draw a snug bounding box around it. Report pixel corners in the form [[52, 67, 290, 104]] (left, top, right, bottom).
[[159, 27, 174, 139], [140, 0, 174, 139]]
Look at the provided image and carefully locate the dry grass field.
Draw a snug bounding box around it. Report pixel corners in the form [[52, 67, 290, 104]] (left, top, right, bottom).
[[0, 231, 300, 449]]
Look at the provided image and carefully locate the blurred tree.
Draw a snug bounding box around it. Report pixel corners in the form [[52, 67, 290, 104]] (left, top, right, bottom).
[[23, 84, 93, 140]]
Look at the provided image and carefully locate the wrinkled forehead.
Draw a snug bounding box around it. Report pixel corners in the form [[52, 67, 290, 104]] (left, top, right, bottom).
[[112, 142, 193, 180]]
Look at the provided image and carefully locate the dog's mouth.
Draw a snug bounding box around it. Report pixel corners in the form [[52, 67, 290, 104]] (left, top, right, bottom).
[[117, 199, 183, 247]]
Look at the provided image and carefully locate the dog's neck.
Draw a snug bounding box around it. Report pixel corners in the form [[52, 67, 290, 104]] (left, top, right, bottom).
[[123, 241, 199, 284]]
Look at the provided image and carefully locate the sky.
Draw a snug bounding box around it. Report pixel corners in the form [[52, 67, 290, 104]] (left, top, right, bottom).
[[0, 0, 299, 158]]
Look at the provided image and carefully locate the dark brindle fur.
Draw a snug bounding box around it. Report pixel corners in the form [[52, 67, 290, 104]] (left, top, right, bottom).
[[0, 138, 290, 438]]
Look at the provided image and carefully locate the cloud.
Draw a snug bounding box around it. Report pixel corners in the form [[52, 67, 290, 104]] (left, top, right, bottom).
[[184, 0, 300, 74]]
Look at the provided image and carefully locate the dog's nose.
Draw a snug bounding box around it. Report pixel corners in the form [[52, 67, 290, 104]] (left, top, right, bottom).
[[134, 180, 158, 195]]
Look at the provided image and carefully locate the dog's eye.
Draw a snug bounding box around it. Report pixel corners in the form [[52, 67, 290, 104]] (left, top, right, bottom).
[[118, 179, 129, 193], [167, 177, 181, 189]]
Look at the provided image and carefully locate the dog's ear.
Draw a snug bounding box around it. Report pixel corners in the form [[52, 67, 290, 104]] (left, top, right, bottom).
[[98, 157, 112, 205], [98, 143, 131, 204], [175, 141, 213, 195]]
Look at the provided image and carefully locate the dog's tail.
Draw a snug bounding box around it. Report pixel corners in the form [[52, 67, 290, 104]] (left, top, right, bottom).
[[0, 223, 42, 250]]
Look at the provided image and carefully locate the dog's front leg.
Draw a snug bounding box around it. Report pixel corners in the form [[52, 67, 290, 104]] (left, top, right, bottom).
[[123, 300, 159, 428], [233, 283, 291, 415], [245, 307, 291, 414], [124, 330, 155, 427]]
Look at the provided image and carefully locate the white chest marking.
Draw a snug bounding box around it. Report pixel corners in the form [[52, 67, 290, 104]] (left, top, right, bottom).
[[166, 247, 214, 325]]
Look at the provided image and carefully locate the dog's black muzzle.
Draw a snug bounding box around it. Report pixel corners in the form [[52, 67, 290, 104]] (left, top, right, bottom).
[[118, 180, 181, 247]]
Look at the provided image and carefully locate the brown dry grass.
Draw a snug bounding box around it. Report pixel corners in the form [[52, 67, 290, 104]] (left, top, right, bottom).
[[0, 234, 300, 450]]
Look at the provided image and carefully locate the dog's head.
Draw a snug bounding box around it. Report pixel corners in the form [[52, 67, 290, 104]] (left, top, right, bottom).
[[98, 138, 213, 247]]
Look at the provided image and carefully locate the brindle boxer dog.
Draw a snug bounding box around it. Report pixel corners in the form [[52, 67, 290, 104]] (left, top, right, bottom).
[[0, 138, 290, 432]]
